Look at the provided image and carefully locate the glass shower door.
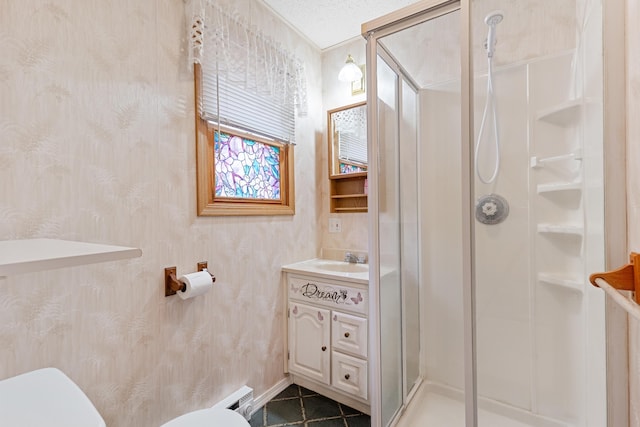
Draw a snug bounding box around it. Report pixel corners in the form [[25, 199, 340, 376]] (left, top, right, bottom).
[[471, 1, 606, 426], [369, 5, 466, 426], [367, 0, 609, 425], [376, 57, 419, 427], [376, 53, 402, 427]]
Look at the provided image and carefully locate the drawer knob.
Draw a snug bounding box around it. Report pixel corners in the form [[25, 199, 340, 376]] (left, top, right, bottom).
[[344, 332, 350, 338], [321, 346, 327, 351], [344, 374, 351, 380]]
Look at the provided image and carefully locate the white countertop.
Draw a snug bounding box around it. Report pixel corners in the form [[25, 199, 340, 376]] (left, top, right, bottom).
[[282, 258, 369, 285], [0, 239, 142, 277]]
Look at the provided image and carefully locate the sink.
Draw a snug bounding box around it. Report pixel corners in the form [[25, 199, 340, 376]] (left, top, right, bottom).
[[282, 258, 369, 284], [315, 261, 368, 273]]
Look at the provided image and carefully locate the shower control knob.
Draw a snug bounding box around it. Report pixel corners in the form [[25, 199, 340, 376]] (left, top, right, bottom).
[[344, 332, 350, 338], [321, 346, 327, 351], [482, 201, 498, 216], [475, 194, 509, 225]]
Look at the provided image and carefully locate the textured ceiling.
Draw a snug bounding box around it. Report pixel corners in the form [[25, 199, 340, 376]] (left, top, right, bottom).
[[262, 0, 421, 50]]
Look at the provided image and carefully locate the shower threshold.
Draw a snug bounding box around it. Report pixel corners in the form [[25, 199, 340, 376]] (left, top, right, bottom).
[[394, 382, 570, 427]]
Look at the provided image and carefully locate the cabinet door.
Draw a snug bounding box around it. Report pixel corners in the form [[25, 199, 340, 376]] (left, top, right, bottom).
[[289, 302, 330, 385], [332, 312, 367, 358]]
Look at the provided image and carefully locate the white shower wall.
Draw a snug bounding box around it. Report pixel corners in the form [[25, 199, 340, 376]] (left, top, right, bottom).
[[419, 47, 604, 425], [473, 63, 531, 411]]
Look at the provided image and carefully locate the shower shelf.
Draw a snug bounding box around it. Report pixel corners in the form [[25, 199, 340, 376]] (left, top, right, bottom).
[[537, 181, 582, 194], [535, 97, 598, 126], [536, 100, 582, 126], [537, 224, 584, 236], [538, 273, 583, 293], [536, 99, 582, 126]]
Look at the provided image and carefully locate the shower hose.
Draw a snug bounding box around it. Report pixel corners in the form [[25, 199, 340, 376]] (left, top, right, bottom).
[[474, 57, 500, 184]]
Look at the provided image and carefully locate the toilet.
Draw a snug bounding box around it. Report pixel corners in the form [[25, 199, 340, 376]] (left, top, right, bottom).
[[0, 368, 249, 427], [0, 368, 106, 427], [160, 407, 249, 427]]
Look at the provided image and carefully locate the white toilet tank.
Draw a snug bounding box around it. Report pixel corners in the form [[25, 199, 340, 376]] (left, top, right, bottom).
[[0, 368, 106, 427]]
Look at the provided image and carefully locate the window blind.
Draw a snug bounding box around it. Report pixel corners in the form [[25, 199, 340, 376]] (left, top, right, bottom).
[[338, 131, 368, 164], [200, 63, 296, 143]]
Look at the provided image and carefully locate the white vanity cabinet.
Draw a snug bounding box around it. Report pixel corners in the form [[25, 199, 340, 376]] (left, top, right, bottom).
[[282, 261, 369, 414]]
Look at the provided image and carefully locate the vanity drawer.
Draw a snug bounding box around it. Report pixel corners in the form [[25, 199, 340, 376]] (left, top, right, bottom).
[[332, 312, 367, 358], [331, 351, 367, 400], [288, 276, 367, 316]]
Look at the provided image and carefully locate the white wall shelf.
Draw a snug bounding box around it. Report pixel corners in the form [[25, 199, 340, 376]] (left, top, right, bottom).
[[0, 239, 142, 277], [537, 181, 582, 194], [538, 272, 584, 293], [537, 224, 584, 236]]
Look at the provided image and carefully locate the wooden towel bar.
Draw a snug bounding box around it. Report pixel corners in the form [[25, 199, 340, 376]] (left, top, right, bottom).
[[589, 252, 640, 304]]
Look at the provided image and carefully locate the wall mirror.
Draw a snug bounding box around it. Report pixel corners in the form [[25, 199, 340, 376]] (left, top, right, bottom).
[[328, 101, 367, 177]]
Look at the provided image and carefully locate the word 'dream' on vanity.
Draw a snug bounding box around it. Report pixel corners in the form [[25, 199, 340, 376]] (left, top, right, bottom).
[[289, 279, 367, 315], [301, 283, 363, 307]]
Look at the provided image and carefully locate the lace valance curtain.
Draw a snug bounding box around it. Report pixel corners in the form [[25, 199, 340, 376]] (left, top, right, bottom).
[[333, 106, 366, 139], [185, 0, 308, 142]]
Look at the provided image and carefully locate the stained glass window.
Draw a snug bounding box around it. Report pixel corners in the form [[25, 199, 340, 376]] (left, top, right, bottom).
[[339, 162, 367, 174], [194, 65, 295, 217], [214, 131, 281, 200]]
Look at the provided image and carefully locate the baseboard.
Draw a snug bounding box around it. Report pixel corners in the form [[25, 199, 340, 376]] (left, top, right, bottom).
[[250, 376, 294, 416]]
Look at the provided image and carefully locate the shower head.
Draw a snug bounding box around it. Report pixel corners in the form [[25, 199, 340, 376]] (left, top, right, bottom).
[[484, 10, 504, 27], [484, 10, 504, 58]]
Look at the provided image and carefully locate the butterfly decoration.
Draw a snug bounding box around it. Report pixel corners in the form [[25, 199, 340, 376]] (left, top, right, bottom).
[[333, 314, 337, 321], [317, 311, 324, 321], [290, 283, 299, 293], [350, 292, 363, 305], [292, 306, 298, 315]]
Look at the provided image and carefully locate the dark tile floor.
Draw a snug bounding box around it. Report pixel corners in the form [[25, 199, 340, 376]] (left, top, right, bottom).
[[249, 384, 370, 427]]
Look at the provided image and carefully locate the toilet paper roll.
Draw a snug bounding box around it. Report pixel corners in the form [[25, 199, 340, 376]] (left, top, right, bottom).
[[177, 271, 213, 300]]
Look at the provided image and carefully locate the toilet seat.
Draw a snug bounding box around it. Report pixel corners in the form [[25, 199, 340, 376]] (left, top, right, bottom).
[[161, 408, 249, 427]]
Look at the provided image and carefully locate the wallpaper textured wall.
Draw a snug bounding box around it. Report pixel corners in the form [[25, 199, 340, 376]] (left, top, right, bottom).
[[320, 38, 368, 255], [0, 0, 323, 425]]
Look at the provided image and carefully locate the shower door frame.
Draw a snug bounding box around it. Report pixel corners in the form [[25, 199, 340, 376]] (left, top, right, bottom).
[[364, 0, 477, 426], [364, 0, 627, 426]]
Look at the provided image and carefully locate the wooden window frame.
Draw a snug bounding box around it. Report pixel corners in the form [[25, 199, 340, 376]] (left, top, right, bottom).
[[195, 65, 295, 216]]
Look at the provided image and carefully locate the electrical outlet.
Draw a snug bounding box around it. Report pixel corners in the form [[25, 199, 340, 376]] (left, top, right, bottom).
[[329, 218, 342, 233]]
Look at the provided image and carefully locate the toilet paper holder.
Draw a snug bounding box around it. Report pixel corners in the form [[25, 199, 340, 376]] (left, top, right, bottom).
[[165, 261, 216, 297]]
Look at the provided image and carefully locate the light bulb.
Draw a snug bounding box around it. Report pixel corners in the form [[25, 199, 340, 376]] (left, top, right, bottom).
[[338, 54, 363, 82]]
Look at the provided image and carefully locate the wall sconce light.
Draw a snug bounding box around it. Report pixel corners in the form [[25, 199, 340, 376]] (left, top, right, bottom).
[[338, 54, 363, 83]]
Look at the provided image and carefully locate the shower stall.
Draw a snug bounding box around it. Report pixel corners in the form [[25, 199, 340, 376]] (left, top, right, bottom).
[[365, 0, 619, 426]]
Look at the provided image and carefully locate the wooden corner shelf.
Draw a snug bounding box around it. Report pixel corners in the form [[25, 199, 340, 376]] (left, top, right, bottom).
[[330, 173, 368, 213]]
